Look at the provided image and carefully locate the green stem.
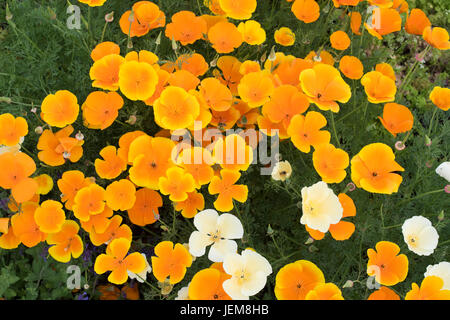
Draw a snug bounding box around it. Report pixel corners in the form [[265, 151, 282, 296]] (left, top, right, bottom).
[[398, 45, 431, 97], [330, 111, 341, 148], [398, 188, 444, 205], [427, 107, 438, 137], [100, 21, 108, 43]]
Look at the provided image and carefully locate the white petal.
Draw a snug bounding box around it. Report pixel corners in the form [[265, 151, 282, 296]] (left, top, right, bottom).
[[425, 262, 450, 290], [208, 239, 238, 262], [435, 161, 450, 182], [222, 278, 249, 300], [241, 271, 268, 297], [217, 213, 244, 239], [188, 231, 213, 257], [193, 209, 219, 234], [242, 249, 272, 276], [223, 252, 244, 275], [417, 226, 439, 250], [402, 216, 432, 236]]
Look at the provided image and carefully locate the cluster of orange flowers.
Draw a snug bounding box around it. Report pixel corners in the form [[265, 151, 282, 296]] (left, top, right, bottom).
[[0, 0, 449, 300]]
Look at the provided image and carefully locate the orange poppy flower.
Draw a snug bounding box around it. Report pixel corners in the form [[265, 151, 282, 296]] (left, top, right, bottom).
[[212, 134, 253, 172], [199, 77, 233, 112], [208, 21, 243, 54], [208, 169, 248, 212], [89, 54, 125, 91], [429, 86, 450, 111], [91, 42, 120, 62], [7, 193, 39, 213], [305, 50, 335, 66], [205, 0, 226, 15], [40, 90, 79, 128], [128, 136, 176, 189], [237, 20, 266, 45], [105, 179, 136, 211], [80, 205, 113, 234], [0, 218, 8, 234], [96, 284, 121, 300], [95, 146, 127, 180], [291, 0, 320, 23], [367, 0, 394, 8], [165, 11, 207, 45], [349, 12, 362, 35], [299, 64, 351, 112], [127, 188, 162, 226], [339, 55, 364, 80], [151, 241, 193, 284], [365, 8, 402, 40], [375, 63, 396, 81], [177, 147, 215, 188], [158, 167, 196, 202], [351, 143, 404, 194], [57, 170, 92, 210], [405, 276, 450, 300], [219, 0, 256, 20], [378, 103, 414, 137], [332, 0, 360, 7], [153, 86, 200, 130], [188, 268, 232, 300], [287, 112, 331, 153], [47, 220, 83, 263], [367, 286, 400, 300], [0, 113, 28, 146], [361, 71, 397, 104], [168, 70, 200, 92], [117, 131, 147, 164], [240, 60, 261, 76], [305, 283, 344, 300], [238, 71, 274, 108], [201, 14, 228, 33], [34, 200, 66, 234], [405, 9, 431, 36], [125, 50, 159, 67], [257, 114, 290, 139], [82, 91, 124, 130], [78, 0, 107, 6], [262, 85, 309, 128], [89, 215, 132, 247], [119, 2, 165, 38], [174, 190, 205, 218], [0, 225, 21, 250], [423, 26, 450, 50], [367, 241, 408, 286], [175, 53, 209, 77], [34, 174, 53, 195], [275, 260, 325, 300], [94, 238, 146, 285], [393, 0, 408, 12], [119, 61, 158, 101], [214, 56, 243, 94], [10, 202, 47, 247], [312, 143, 349, 183], [72, 184, 106, 222], [306, 193, 356, 241], [330, 31, 351, 51], [267, 56, 313, 87], [210, 107, 241, 130], [144, 69, 171, 107], [0, 151, 37, 203], [274, 27, 296, 46]]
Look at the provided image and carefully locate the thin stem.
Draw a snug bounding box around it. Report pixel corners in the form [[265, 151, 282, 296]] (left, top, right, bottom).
[[398, 45, 431, 97], [330, 111, 341, 148], [427, 107, 438, 137], [100, 21, 108, 43], [398, 188, 444, 205]]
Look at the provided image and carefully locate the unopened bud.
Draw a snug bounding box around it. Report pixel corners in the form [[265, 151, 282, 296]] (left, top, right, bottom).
[[35, 126, 43, 134], [438, 210, 444, 221], [75, 131, 84, 141], [425, 135, 432, 147], [0, 97, 12, 104], [161, 225, 169, 232], [171, 37, 178, 51], [308, 244, 319, 252], [128, 11, 135, 23], [260, 51, 267, 63], [155, 31, 162, 45], [343, 280, 354, 288], [6, 4, 13, 21], [268, 46, 276, 62], [63, 151, 71, 159], [267, 224, 274, 236], [126, 115, 137, 125], [105, 11, 114, 23], [305, 237, 314, 245]]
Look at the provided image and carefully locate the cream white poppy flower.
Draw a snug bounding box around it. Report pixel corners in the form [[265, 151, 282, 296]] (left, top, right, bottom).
[[174, 284, 190, 300], [402, 216, 439, 256], [222, 249, 272, 300], [271, 160, 292, 181], [188, 209, 244, 262], [424, 262, 450, 290], [300, 181, 343, 233], [127, 253, 152, 283], [435, 161, 450, 182]]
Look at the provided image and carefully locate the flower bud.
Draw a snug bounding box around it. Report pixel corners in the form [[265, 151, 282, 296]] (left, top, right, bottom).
[[342, 280, 354, 288], [34, 126, 43, 134], [105, 11, 114, 23]]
